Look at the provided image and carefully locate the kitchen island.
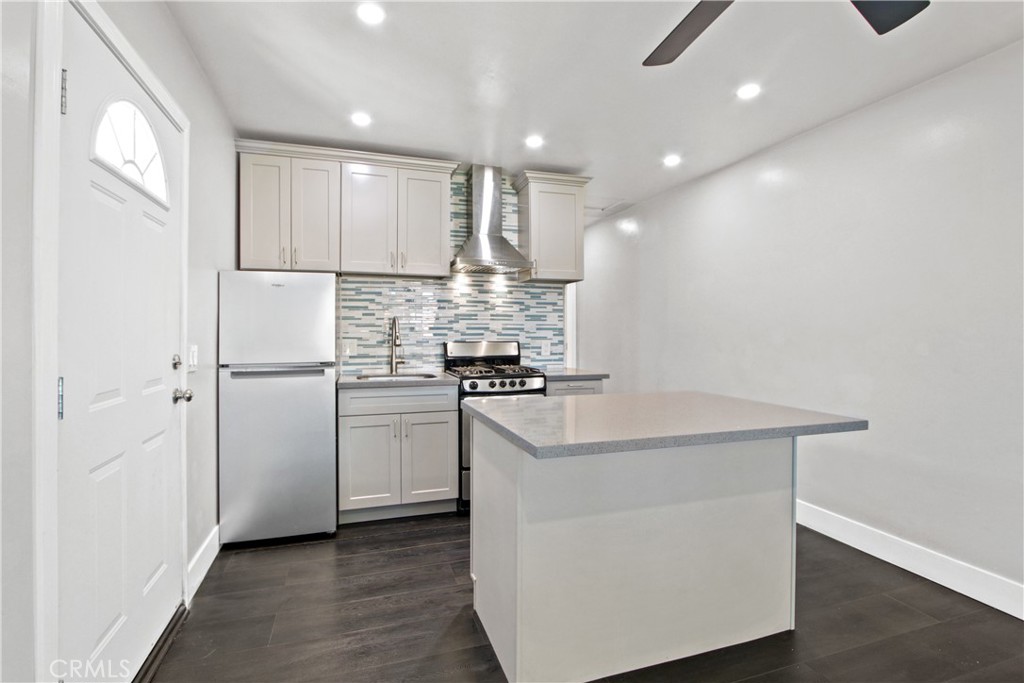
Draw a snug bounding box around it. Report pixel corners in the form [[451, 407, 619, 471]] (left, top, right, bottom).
[[463, 391, 867, 683]]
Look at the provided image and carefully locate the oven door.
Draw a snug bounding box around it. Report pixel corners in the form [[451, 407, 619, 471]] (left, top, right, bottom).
[[459, 389, 545, 505], [461, 405, 472, 501]]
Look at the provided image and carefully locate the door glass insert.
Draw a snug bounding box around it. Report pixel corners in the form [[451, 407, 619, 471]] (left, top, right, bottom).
[[93, 100, 168, 203]]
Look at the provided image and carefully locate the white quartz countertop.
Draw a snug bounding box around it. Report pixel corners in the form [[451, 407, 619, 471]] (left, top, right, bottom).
[[539, 367, 610, 381], [462, 390, 868, 458]]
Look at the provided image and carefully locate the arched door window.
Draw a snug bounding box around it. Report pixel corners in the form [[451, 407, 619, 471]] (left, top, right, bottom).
[[93, 99, 168, 204]]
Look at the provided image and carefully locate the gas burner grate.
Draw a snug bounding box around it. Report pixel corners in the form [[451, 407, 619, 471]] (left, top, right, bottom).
[[452, 366, 496, 377], [493, 364, 543, 375]]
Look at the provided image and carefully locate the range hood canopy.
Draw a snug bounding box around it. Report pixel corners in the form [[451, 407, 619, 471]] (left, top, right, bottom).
[[451, 165, 534, 275]]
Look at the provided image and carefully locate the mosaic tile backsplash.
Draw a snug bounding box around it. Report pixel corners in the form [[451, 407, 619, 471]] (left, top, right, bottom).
[[336, 171, 565, 373]]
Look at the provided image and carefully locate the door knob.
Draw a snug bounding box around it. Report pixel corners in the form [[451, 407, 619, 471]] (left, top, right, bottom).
[[172, 388, 194, 404]]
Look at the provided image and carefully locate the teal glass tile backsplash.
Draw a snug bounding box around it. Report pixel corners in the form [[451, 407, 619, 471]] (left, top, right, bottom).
[[336, 171, 565, 373]]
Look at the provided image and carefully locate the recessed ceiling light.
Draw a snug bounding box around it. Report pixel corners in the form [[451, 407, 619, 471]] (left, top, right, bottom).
[[736, 83, 762, 100], [662, 154, 682, 168], [351, 112, 372, 127], [525, 135, 544, 149], [357, 3, 386, 25]]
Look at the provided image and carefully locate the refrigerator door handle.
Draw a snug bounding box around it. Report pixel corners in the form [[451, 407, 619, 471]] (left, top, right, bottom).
[[229, 367, 328, 379]]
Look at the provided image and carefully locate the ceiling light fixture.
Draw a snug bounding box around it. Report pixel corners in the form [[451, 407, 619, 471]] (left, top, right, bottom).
[[351, 112, 372, 127], [663, 154, 682, 168], [736, 83, 762, 100], [525, 135, 544, 149], [357, 3, 386, 26]]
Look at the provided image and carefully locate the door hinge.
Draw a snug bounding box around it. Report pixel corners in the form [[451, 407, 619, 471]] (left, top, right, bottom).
[[57, 376, 64, 420], [60, 68, 67, 115]]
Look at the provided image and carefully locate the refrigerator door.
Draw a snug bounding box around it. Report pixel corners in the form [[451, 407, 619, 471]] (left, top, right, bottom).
[[219, 271, 336, 365], [219, 365, 337, 543]]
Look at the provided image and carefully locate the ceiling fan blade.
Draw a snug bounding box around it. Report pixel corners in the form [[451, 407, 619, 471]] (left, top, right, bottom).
[[850, 0, 930, 35], [643, 0, 734, 67]]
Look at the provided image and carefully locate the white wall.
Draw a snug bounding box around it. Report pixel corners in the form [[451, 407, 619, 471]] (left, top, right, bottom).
[[1, 3, 39, 679], [98, 2, 237, 575], [579, 42, 1023, 613]]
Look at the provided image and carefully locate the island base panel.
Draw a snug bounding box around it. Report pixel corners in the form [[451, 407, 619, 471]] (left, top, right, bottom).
[[471, 422, 796, 683]]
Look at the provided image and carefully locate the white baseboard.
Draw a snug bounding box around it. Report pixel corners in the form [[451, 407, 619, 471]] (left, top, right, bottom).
[[796, 500, 1022, 619], [186, 525, 220, 606]]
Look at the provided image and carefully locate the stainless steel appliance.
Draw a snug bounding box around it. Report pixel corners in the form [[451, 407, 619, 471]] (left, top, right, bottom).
[[450, 165, 534, 276], [218, 271, 337, 543], [444, 341, 546, 512]]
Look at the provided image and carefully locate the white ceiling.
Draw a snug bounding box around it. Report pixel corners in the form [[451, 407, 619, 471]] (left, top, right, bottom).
[[168, 1, 1023, 217]]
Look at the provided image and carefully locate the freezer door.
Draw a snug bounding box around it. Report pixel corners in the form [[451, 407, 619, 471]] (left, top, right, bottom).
[[219, 271, 336, 365], [219, 366, 337, 543]]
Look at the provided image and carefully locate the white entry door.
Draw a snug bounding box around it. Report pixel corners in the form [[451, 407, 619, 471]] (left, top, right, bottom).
[[57, 6, 185, 681]]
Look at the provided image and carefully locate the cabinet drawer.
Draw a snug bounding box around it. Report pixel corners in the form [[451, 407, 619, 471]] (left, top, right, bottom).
[[339, 386, 458, 416], [546, 380, 603, 396]]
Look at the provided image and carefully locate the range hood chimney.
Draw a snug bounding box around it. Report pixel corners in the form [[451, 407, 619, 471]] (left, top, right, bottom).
[[451, 165, 534, 276]]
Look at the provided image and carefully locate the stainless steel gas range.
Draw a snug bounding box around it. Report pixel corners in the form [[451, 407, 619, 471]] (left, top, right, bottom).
[[444, 341, 546, 513]]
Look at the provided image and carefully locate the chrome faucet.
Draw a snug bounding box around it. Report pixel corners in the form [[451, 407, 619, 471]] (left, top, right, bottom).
[[389, 316, 405, 374]]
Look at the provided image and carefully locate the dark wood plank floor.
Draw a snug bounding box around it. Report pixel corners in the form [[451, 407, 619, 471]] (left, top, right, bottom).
[[155, 515, 1022, 683]]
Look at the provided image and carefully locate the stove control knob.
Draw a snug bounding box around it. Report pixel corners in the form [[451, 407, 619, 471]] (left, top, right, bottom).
[[489, 380, 497, 388], [519, 379, 527, 387], [499, 380, 507, 388], [468, 381, 478, 390]]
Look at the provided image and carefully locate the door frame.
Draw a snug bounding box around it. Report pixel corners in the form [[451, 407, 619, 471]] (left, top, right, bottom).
[[32, 1, 191, 678]]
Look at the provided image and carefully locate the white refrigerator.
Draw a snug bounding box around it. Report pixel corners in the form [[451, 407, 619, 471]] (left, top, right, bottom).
[[218, 271, 337, 543]]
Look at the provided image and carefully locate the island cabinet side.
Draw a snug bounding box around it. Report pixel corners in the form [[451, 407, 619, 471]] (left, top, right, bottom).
[[471, 421, 798, 683]]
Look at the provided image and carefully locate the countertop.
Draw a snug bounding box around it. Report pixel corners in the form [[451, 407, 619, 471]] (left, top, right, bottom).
[[538, 367, 610, 381], [462, 390, 868, 459], [337, 371, 458, 390], [337, 366, 606, 388]]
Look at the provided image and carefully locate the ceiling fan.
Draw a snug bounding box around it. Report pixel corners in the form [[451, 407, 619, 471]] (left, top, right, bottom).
[[643, 0, 931, 67]]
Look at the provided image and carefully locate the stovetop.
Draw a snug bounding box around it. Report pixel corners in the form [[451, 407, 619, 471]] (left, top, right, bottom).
[[447, 363, 544, 379]]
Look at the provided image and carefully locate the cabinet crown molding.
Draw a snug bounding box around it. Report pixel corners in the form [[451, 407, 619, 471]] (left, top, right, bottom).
[[236, 139, 459, 175], [512, 170, 591, 192]]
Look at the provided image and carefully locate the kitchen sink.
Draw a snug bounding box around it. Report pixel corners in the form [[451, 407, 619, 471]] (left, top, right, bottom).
[[354, 373, 438, 381]]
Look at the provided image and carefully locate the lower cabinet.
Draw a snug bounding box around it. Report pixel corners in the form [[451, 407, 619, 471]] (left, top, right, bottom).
[[546, 379, 604, 396], [338, 386, 459, 511], [337, 413, 403, 509]]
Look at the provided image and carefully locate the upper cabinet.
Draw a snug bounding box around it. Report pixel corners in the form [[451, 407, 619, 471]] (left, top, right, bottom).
[[513, 171, 591, 282], [237, 140, 457, 278], [239, 153, 340, 272], [340, 163, 397, 274], [398, 169, 452, 278], [340, 165, 453, 277]]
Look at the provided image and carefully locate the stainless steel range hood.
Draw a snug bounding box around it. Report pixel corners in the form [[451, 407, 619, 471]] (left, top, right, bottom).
[[451, 165, 534, 276]]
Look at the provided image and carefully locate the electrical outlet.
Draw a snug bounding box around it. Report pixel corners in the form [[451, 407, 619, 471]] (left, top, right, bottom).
[[187, 344, 198, 373], [541, 340, 551, 356]]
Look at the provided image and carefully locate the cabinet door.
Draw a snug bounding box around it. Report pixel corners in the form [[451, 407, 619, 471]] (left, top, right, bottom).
[[239, 153, 291, 270], [401, 411, 458, 504], [528, 182, 585, 282], [292, 158, 340, 272], [398, 169, 451, 277], [338, 414, 402, 510], [341, 163, 397, 274], [546, 380, 603, 396]]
